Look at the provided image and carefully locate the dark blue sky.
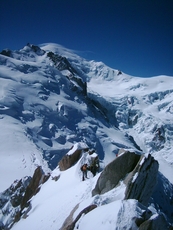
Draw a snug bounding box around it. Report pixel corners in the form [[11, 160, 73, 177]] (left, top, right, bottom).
[[0, 0, 173, 77]]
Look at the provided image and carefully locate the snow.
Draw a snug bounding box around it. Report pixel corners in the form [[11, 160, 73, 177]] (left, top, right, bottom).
[[0, 43, 173, 229], [67, 142, 88, 155], [0, 116, 49, 191], [132, 172, 138, 183]]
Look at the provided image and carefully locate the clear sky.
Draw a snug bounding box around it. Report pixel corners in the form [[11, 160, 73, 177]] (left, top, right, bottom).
[[0, 0, 173, 77]]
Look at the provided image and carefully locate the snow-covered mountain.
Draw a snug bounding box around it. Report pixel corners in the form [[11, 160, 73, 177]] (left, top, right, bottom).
[[0, 43, 173, 229]]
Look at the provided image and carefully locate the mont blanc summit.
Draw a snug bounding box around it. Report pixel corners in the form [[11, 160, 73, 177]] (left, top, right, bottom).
[[0, 43, 173, 229]]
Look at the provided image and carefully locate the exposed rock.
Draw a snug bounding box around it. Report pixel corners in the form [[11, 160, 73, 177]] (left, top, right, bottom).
[[60, 204, 79, 230], [152, 125, 166, 151], [47, 51, 87, 95], [138, 213, 172, 230], [68, 75, 87, 96], [58, 146, 89, 171], [115, 200, 173, 230], [62, 204, 97, 230], [21, 166, 50, 210], [124, 154, 159, 206], [0, 176, 31, 229], [117, 70, 122, 75], [92, 150, 141, 196], [47, 52, 77, 75], [0, 49, 12, 57], [0, 221, 5, 230], [125, 133, 142, 151], [88, 151, 99, 176], [27, 43, 45, 55], [0, 177, 31, 209], [135, 209, 153, 227], [128, 109, 139, 127], [151, 172, 173, 224], [51, 175, 60, 182]]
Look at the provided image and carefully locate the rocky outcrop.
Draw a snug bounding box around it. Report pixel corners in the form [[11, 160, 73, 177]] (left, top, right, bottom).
[[47, 51, 87, 95], [0, 166, 50, 229], [47, 52, 77, 74], [0, 49, 12, 57], [138, 213, 172, 230], [115, 200, 173, 230], [92, 150, 141, 196], [61, 204, 97, 230], [58, 146, 89, 171], [21, 166, 50, 210], [27, 43, 45, 56], [124, 154, 159, 206], [151, 172, 173, 224], [92, 149, 159, 208], [152, 125, 166, 151], [0, 176, 31, 229]]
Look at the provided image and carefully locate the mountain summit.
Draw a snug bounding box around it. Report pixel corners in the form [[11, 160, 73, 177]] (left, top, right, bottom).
[[0, 43, 173, 229]]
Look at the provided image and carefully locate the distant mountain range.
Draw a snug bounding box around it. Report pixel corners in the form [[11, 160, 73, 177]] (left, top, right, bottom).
[[0, 43, 173, 229]]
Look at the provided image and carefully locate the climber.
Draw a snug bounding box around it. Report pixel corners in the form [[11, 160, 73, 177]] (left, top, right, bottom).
[[81, 164, 89, 181]]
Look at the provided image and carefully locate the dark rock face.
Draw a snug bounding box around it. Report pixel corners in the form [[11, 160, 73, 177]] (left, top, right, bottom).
[[61, 204, 97, 230], [47, 51, 87, 96], [0, 167, 50, 229], [0, 221, 5, 230], [138, 213, 172, 230], [152, 126, 166, 151], [88, 152, 99, 176], [58, 146, 89, 171], [27, 43, 45, 56], [116, 200, 173, 230], [125, 154, 159, 206], [21, 166, 50, 210], [47, 52, 77, 74], [151, 172, 173, 225], [92, 151, 141, 196], [0, 176, 31, 229], [0, 177, 31, 209], [0, 49, 12, 57]]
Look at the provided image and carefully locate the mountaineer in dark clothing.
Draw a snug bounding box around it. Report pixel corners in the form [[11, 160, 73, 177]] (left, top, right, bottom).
[[81, 164, 89, 181]]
